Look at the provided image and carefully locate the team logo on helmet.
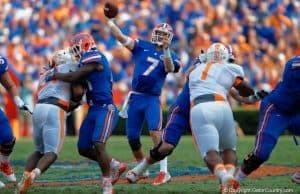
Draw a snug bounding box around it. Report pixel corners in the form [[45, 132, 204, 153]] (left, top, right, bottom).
[[206, 43, 229, 63], [151, 23, 173, 46], [69, 33, 96, 59]]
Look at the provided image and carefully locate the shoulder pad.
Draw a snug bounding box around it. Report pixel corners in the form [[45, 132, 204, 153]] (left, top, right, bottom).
[[81, 50, 102, 64]]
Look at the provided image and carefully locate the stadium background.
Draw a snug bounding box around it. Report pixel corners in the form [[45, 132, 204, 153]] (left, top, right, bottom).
[[0, 0, 299, 138]]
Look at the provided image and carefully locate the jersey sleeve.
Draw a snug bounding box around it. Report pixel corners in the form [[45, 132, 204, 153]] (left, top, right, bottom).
[[131, 39, 141, 54], [131, 39, 151, 55], [57, 63, 71, 73], [227, 63, 245, 79], [290, 58, 300, 79], [0, 56, 8, 76], [80, 50, 103, 66]]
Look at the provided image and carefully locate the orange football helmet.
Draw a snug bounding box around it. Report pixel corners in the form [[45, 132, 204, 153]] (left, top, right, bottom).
[[69, 33, 96, 58]]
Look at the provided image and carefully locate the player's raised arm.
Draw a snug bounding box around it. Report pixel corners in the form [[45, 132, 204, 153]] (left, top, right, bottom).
[[104, 3, 134, 50], [162, 38, 175, 73]]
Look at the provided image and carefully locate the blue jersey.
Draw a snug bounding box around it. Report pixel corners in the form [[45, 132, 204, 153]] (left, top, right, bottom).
[[268, 56, 300, 113], [79, 48, 113, 105], [131, 39, 180, 95], [173, 58, 202, 116], [175, 82, 190, 116], [0, 55, 8, 77]]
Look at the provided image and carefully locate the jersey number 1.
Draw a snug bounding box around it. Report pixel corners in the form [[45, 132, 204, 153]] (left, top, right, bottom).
[[143, 57, 159, 76], [201, 63, 213, 80]]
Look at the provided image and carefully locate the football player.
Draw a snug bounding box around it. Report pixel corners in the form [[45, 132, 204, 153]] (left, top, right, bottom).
[[15, 49, 84, 194], [235, 55, 300, 187], [188, 42, 261, 192], [0, 55, 31, 188], [125, 47, 266, 192], [45, 33, 127, 194], [105, 14, 181, 185]]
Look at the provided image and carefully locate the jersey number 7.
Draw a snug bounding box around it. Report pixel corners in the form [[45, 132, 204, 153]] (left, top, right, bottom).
[[143, 57, 159, 76]]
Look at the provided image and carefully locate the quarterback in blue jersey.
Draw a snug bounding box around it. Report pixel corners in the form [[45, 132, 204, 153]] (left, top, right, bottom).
[[235, 55, 300, 185], [46, 33, 127, 194], [0, 55, 31, 188], [106, 17, 180, 184]]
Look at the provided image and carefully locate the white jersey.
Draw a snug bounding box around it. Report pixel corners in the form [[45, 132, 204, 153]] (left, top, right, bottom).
[[37, 62, 78, 102], [189, 62, 245, 101]]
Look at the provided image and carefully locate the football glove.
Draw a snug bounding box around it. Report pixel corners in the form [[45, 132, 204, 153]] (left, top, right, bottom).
[[14, 96, 33, 114], [248, 90, 269, 103], [256, 90, 269, 99]]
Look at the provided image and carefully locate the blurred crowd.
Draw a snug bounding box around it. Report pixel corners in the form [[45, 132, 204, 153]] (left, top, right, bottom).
[[0, 0, 300, 135]]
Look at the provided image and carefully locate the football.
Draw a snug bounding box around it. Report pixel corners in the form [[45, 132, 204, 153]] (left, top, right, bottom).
[[104, 2, 118, 19]]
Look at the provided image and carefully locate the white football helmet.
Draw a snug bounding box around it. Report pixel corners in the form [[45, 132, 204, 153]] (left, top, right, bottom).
[[206, 43, 229, 63], [151, 23, 173, 46], [47, 49, 73, 70], [56, 49, 72, 65]]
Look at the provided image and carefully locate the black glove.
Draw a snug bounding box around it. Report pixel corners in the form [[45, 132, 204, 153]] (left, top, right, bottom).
[[21, 104, 33, 114], [256, 90, 269, 99]]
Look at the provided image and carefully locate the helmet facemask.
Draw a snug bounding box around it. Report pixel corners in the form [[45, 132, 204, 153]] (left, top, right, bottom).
[[69, 42, 83, 61], [151, 25, 173, 46], [69, 33, 96, 61]]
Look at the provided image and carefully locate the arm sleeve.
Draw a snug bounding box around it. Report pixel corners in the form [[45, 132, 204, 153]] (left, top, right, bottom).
[[228, 63, 245, 79], [131, 39, 141, 54], [81, 51, 103, 65], [291, 60, 300, 79]]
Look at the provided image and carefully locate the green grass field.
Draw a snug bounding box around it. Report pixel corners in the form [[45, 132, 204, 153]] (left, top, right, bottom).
[[1, 136, 300, 194]]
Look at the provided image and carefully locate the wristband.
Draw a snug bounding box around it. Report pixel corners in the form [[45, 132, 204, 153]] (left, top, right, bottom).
[[248, 94, 259, 103], [107, 20, 115, 29], [164, 48, 171, 58]]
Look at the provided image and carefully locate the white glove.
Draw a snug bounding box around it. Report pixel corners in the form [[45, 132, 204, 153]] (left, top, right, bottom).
[[119, 92, 132, 119], [247, 90, 269, 103], [119, 106, 128, 119], [14, 96, 33, 114]]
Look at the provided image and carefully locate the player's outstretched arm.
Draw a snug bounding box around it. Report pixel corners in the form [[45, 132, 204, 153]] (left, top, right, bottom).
[[230, 88, 255, 104], [106, 19, 134, 50], [230, 88, 268, 104], [52, 63, 103, 82], [103, 2, 134, 50]]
